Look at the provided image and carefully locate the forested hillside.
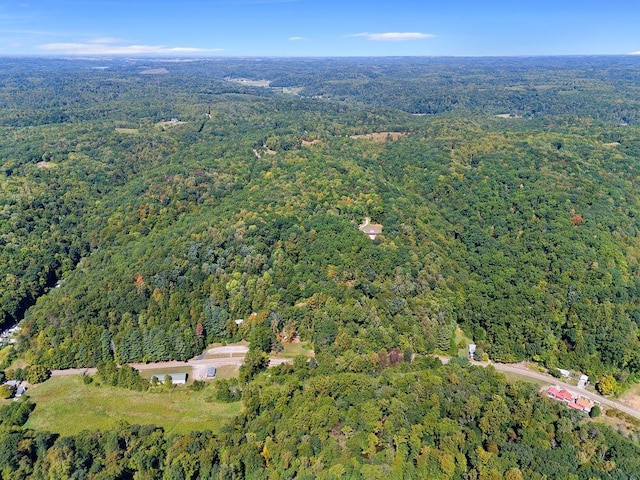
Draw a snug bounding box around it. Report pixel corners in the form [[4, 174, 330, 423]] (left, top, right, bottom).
[[2, 57, 637, 379], [1, 56, 639, 478]]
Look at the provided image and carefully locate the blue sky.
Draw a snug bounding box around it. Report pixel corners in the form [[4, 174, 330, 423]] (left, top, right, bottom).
[[1, 0, 640, 57]]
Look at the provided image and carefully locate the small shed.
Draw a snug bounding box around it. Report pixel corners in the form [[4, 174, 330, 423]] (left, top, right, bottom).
[[207, 367, 217, 378]]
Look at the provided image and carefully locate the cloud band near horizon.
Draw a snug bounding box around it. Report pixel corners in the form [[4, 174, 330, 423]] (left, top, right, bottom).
[[351, 32, 435, 42], [37, 39, 220, 55]]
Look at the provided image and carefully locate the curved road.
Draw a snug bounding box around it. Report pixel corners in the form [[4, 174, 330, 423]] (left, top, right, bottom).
[[51, 354, 639, 420], [434, 356, 640, 420], [479, 360, 640, 420]]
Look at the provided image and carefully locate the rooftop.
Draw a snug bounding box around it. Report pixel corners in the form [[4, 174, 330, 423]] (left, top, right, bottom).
[[359, 217, 383, 238]]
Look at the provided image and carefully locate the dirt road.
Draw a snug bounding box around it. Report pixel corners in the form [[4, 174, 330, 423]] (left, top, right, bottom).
[[51, 367, 97, 376], [51, 356, 292, 381]]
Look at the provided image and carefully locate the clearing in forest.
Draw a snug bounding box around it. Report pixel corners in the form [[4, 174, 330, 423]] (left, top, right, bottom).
[[157, 119, 187, 129], [24, 376, 242, 436], [350, 132, 406, 142], [140, 68, 169, 75], [36, 161, 55, 168], [494, 113, 523, 119], [225, 77, 271, 87]]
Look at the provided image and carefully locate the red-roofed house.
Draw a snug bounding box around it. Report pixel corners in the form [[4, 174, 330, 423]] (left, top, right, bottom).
[[556, 389, 575, 403], [546, 386, 595, 413], [547, 387, 560, 398]]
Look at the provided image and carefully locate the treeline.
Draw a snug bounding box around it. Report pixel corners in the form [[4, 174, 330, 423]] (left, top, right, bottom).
[[1, 360, 639, 479], [4, 56, 640, 126]]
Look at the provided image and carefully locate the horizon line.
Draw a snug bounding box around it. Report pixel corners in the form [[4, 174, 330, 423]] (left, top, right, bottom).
[[0, 53, 639, 60]]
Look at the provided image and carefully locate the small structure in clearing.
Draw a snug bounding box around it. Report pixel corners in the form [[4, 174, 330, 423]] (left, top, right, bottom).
[[359, 217, 383, 240], [151, 373, 188, 385], [157, 118, 186, 130], [2, 380, 27, 399]]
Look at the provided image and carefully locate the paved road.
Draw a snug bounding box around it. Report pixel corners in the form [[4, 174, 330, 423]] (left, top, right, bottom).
[[484, 362, 640, 420], [435, 355, 640, 419], [50, 354, 639, 420], [463, 359, 640, 420]]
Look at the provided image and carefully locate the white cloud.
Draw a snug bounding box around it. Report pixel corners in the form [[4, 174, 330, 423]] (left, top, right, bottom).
[[88, 37, 123, 44], [630, 51, 640, 55], [288, 36, 308, 41], [350, 32, 435, 42], [0, 29, 66, 36], [37, 40, 220, 55]]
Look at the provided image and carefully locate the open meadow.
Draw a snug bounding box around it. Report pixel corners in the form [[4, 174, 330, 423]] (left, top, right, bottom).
[[24, 376, 242, 436]]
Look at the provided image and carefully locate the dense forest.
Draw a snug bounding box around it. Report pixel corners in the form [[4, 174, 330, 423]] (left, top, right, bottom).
[[2, 359, 640, 479], [1, 56, 640, 477]]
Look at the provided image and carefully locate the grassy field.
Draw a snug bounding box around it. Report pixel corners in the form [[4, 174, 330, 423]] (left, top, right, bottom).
[[25, 376, 242, 436], [115, 127, 139, 134], [501, 371, 550, 388], [278, 341, 314, 358], [210, 364, 239, 379]]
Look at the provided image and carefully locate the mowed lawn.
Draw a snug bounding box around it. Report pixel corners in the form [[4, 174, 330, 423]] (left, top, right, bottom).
[[25, 376, 242, 436]]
